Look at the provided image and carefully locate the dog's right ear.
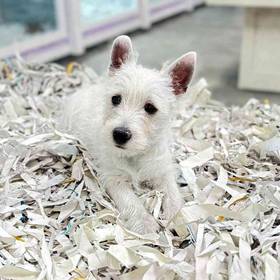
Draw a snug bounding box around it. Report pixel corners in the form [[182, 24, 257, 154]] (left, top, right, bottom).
[[109, 35, 133, 73]]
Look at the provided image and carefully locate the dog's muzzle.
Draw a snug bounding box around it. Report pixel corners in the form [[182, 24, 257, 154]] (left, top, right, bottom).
[[113, 127, 132, 146]]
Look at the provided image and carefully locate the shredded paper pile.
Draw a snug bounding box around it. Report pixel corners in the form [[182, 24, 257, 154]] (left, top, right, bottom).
[[0, 59, 279, 280]]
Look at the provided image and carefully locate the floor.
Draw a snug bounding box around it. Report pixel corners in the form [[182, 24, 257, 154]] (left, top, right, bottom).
[[59, 6, 280, 105]]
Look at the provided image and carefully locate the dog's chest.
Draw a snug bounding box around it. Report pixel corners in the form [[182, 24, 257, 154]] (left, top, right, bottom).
[[122, 157, 158, 190]]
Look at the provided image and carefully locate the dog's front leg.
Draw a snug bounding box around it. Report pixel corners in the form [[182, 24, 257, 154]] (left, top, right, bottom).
[[154, 172, 184, 223], [104, 175, 160, 234]]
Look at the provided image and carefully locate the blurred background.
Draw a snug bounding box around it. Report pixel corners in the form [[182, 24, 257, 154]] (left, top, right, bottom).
[[0, 0, 280, 105]]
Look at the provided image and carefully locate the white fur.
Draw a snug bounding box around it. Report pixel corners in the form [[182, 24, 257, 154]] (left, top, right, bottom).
[[62, 36, 195, 234]]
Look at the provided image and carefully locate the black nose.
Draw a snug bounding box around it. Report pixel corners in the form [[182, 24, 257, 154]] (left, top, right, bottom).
[[113, 127, 132, 145]]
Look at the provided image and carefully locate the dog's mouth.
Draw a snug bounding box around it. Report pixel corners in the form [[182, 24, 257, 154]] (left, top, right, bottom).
[[115, 145, 125, 150]]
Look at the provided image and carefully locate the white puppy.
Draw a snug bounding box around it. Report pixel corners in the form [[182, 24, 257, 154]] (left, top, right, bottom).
[[63, 35, 196, 234]]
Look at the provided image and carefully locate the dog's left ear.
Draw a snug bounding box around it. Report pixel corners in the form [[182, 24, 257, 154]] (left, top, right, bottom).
[[109, 35, 133, 73], [167, 52, 196, 96]]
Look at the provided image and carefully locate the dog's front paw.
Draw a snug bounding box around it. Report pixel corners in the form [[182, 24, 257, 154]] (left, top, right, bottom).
[[122, 212, 160, 234], [162, 195, 184, 223]]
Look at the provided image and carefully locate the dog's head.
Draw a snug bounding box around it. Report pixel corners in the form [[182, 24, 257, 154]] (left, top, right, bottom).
[[102, 35, 196, 157]]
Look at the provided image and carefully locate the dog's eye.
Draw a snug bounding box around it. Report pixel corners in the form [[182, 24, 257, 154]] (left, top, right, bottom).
[[144, 103, 158, 115], [112, 95, 122, 106]]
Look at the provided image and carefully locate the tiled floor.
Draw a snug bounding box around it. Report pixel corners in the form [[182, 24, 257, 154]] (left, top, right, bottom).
[[59, 5, 280, 105]]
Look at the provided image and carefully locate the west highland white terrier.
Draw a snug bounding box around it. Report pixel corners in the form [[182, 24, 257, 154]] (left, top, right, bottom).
[[63, 35, 196, 234]]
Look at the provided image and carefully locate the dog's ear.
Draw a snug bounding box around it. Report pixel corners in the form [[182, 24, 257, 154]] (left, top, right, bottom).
[[109, 35, 133, 73], [167, 52, 196, 95]]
